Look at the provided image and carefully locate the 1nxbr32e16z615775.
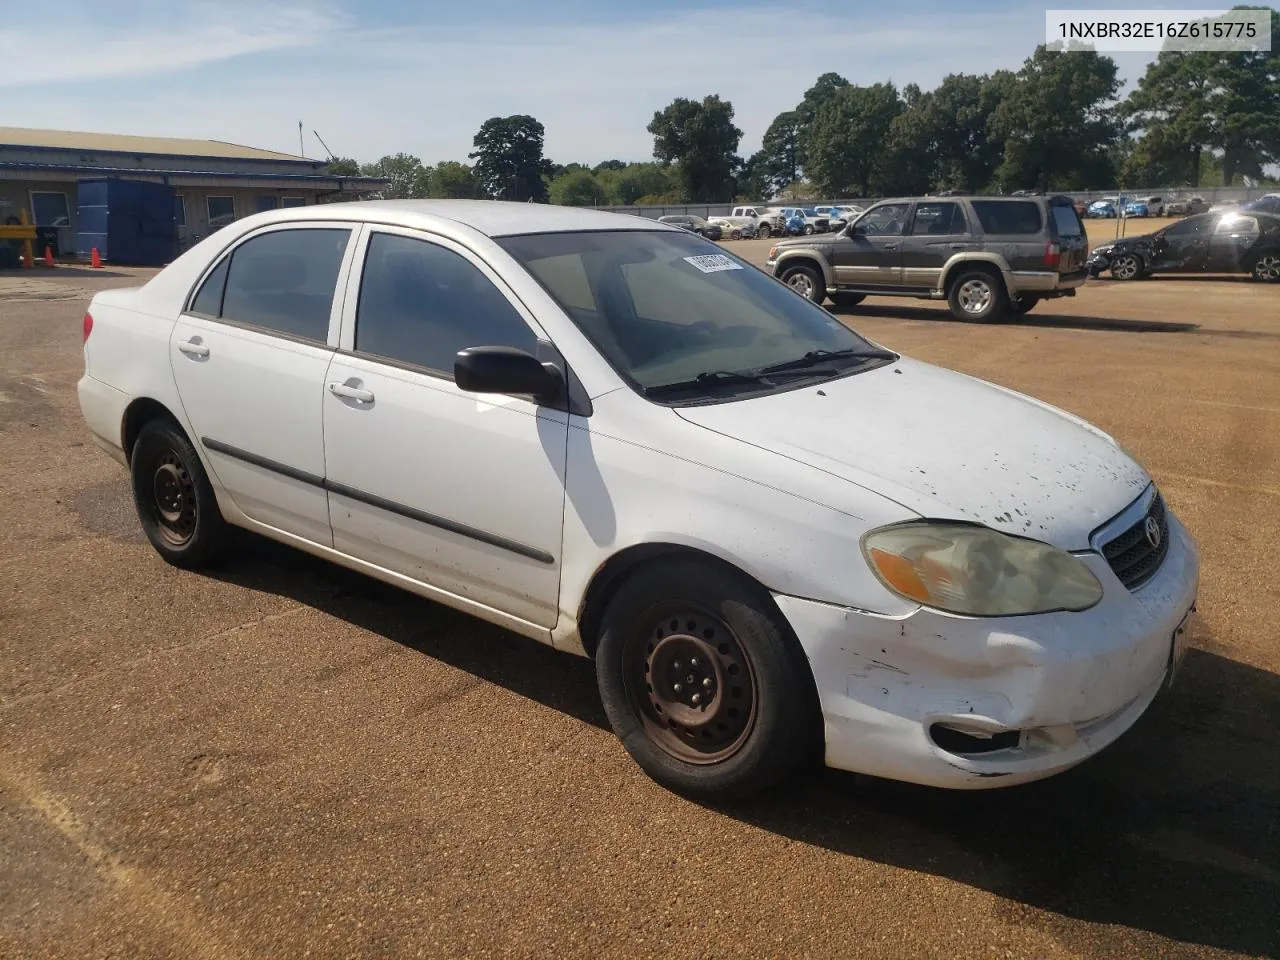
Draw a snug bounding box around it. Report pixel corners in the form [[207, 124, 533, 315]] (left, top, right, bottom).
[[77, 200, 1199, 801]]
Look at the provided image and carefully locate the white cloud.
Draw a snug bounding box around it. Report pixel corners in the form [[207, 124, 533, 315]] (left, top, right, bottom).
[[0, 2, 1161, 164]]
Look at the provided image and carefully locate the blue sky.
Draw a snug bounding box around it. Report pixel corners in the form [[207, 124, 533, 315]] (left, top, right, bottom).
[[0, 0, 1253, 165]]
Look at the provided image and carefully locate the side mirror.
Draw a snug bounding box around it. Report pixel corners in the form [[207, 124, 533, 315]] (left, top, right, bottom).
[[455, 346, 564, 404]]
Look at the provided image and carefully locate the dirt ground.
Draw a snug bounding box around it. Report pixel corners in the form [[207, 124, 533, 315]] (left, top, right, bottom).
[[1, 249, 1278, 960]]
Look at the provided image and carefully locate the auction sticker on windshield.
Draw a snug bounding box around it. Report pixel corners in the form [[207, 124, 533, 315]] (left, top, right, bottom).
[[684, 254, 744, 274]]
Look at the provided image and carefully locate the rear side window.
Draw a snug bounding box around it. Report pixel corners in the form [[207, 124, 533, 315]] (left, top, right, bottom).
[[190, 257, 229, 317], [971, 201, 1043, 235], [910, 202, 967, 235], [1051, 204, 1084, 237], [213, 228, 352, 342]]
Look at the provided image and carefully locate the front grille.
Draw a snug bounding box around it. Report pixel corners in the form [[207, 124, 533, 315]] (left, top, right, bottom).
[[1101, 492, 1170, 590]]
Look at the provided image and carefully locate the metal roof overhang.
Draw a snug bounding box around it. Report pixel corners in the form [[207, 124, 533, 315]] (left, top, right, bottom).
[[0, 161, 388, 192]]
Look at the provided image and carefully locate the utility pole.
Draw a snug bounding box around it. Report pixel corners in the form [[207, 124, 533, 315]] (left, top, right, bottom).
[[298, 121, 305, 158]]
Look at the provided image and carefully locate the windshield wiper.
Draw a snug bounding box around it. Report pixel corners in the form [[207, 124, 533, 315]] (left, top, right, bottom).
[[643, 369, 775, 398], [754, 347, 896, 376]]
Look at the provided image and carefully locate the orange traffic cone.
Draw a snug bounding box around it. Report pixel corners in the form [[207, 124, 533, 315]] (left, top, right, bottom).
[[42, 246, 55, 267], [90, 248, 103, 269]]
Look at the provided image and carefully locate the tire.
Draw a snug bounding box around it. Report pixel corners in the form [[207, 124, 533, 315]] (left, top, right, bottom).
[[1249, 251, 1280, 282], [829, 291, 866, 308], [756, 223, 771, 240], [780, 263, 824, 303], [947, 267, 1007, 322], [129, 418, 228, 569], [1008, 295, 1040, 314], [730, 230, 742, 241], [803, 224, 815, 235], [1110, 253, 1144, 281], [594, 557, 820, 801]]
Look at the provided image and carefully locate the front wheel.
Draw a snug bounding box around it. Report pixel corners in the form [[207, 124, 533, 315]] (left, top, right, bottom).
[[803, 224, 815, 235], [780, 263, 824, 303], [756, 223, 771, 240], [1110, 253, 1144, 281], [947, 269, 1007, 322], [1249, 252, 1280, 282], [129, 418, 228, 569], [594, 558, 820, 801]]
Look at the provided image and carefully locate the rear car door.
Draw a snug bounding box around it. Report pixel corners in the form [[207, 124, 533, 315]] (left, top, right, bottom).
[[1208, 214, 1260, 272], [170, 224, 356, 545], [899, 201, 974, 290], [833, 201, 911, 287], [322, 227, 568, 628]]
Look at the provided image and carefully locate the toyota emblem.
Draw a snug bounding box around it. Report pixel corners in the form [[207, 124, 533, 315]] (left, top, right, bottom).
[[1144, 516, 1162, 549]]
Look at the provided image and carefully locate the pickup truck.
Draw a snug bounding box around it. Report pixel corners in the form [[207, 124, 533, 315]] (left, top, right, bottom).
[[730, 205, 787, 239], [778, 208, 830, 236]]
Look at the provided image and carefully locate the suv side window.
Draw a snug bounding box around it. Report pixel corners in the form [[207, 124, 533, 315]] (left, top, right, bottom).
[[970, 201, 1043, 235], [909, 202, 966, 235], [194, 228, 352, 342], [854, 203, 911, 236], [354, 232, 538, 376]]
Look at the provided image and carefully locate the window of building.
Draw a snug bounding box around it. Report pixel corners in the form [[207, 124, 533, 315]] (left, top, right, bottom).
[[31, 192, 70, 227], [255, 196, 279, 213], [206, 196, 236, 230], [192, 228, 352, 342], [281, 197, 307, 208], [174, 195, 187, 228], [354, 232, 537, 375]]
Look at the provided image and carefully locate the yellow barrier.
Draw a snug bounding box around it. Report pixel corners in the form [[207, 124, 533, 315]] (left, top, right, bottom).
[[0, 209, 38, 267]]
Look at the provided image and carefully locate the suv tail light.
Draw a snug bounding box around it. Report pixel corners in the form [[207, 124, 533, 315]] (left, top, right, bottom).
[[82, 311, 93, 344], [1043, 242, 1061, 268]]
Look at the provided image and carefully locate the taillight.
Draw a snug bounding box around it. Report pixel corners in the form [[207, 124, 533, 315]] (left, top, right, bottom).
[[82, 311, 93, 344], [1043, 242, 1061, 268]]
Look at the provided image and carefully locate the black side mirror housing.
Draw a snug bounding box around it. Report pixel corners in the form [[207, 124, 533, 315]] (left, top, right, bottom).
[[454, 346, 564, 405]]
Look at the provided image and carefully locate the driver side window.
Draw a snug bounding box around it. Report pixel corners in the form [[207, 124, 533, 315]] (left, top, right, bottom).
[[1163, 218, 1210, 239], [856, 203, 911, 237]]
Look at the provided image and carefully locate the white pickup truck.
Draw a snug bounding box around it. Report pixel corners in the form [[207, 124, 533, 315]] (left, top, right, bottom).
[[729, 205, 786, 239]]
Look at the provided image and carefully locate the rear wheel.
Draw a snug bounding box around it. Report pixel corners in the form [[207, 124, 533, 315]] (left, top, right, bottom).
[[829, 291, 866, 308], [594, 558, 820, 801], [781, 263, 824, 303], [1110, 253, 1144, 281], [1249, 252, 1280, 282], [947, 268, 1007, 322], [129, 419, 228, 569]]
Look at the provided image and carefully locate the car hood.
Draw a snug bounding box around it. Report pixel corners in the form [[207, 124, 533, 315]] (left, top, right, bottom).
[[674, 357, 1151, 550]]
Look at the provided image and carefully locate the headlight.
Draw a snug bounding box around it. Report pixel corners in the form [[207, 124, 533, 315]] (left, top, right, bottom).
[[862, 522, 1103, 616]]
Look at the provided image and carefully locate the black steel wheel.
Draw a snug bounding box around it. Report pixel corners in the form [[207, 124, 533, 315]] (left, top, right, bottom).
[[595, 558, 821, 801], [130, 418, 228, 569]]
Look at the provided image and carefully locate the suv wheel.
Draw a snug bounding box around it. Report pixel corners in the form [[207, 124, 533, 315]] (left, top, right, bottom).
[[1110, 253, 1144, 281], [947, 268, 1007, 322], [803, 224, 815, 236], [1249, 252, 1280, 282], [756, 223, 771, 240], [781, 263, 824, 303]]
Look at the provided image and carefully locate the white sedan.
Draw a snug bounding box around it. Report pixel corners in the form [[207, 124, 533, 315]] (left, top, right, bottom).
[[78, 200, 1199, 800]]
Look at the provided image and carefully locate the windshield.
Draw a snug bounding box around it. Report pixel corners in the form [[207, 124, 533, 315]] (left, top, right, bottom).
[[496, 229, 892, 401]]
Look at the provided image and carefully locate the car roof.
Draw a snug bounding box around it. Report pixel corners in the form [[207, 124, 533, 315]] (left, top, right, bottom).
[[237, 199, 678, 238]]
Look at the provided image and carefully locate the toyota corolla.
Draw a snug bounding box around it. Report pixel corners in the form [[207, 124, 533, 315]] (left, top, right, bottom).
[[77, 201, 1199, 800]]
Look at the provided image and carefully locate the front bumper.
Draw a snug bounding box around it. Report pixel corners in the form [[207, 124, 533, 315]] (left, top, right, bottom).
[[774, 509, 1200, 789]]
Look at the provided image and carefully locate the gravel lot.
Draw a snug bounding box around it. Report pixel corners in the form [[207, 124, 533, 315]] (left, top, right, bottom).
[[2, 244, 1278, 959]]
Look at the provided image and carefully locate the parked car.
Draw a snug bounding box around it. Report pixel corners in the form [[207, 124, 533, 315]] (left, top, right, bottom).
[[1087, 200, 1118, 219], [1164, 195, 1210, 216], [1125, 195, 1166, 217], [76, 199, 1199, 800], [778, 207, 829, 235], [730, 205, 786, 239], [1242, 193, 1280, 215], [657, 215, 722, 240], [1124, 200, 1151, 218], [1086, 210, 1280, 281], [767, 193, 1089, 321], [815, 204, 864, 231], [706, 215, 756, 240]]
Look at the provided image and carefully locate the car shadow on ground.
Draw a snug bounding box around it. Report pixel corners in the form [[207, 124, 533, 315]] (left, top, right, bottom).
[[210, 537, 1279, 958], [828, 303, 1202, 335]]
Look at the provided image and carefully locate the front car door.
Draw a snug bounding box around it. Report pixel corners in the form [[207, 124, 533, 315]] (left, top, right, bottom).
[[832, 201, 911, 287], [1149, 215, 1212, 271], [898, 200, 974, 290], [170, 223, 357, 545], [322, 226, 569, 629]]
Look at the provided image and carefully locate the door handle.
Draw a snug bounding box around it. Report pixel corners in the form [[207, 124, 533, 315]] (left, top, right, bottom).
[[178, 338, 209, 359], [948, 243, 966, 250], [883, 243, 899, 250], [328, 380, 375, 403]]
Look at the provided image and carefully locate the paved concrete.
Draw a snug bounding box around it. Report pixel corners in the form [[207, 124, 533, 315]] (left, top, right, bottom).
[[1, 256, 1278, 960]]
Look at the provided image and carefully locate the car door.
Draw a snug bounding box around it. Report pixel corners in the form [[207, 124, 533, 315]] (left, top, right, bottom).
[[170, 223, 357, 545], [1207, 214, 1260, 272], [898, 201, 974, 290], [322, 226, 568, 628], [1150, 216, 1211, 271], [832, 201, 911, 287]]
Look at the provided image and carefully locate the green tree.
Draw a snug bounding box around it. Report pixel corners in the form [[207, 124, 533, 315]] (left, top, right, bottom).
[[647, 95, 743, 202], [359, 153, 431, 198], [990, 44, 1121, 191], [806, 83, 903, 196], [429, 161, 479, 199], [550, 169, 608, 206], [601, 162, 679, 204], [593, 159, 627, 173], [759, 110, 803, 192], [469, 115, 553, 202], [794, 72, 851, 168], [735, 152, 772, 200], [325, 156, 362, 177]]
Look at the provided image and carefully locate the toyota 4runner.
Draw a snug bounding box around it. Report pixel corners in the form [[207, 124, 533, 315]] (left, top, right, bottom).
[[765, 194, 1089, 322]]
